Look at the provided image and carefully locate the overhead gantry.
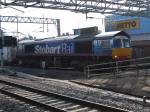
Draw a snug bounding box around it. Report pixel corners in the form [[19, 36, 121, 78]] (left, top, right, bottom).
[[0, 15, 61, 36], [0, 0, 150, 17]]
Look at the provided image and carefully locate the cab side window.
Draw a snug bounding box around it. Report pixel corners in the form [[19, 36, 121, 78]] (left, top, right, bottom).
[[93, 40, 101, 47], [101, 40, 111, 48], [113, 39, 122, 48]]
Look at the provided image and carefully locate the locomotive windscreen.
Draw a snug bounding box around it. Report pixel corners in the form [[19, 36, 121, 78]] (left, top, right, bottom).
[[113, 36, 131, 48]]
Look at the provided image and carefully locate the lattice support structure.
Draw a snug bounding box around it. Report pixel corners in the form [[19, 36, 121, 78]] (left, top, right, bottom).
[[0, 15, 61, 36], [0, 0, 150, 17]]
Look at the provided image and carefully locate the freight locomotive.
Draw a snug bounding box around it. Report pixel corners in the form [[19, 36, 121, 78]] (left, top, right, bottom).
[[0, 36, 17, 65], [16, 27, 132, 69]]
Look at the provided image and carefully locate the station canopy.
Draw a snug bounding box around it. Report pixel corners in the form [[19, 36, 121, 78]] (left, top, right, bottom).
[[0, 0, 150, 17]]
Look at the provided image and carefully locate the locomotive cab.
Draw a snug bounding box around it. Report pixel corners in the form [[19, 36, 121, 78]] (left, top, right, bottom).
[[112, 35, 132, 60], [94, 30, 132, 61]]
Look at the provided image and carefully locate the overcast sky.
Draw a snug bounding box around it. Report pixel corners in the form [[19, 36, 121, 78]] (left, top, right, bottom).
[[0, 6, 105, 39]]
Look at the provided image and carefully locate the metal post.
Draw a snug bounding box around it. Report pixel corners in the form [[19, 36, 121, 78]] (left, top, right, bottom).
[[116, 61, 119, 76], [84, 66, 86, 77], [143, 96, 146, 107], [136, 64, 139, 77], [16, 16, 19, 39], [0, 15, 4, 68], [87, 66, 90, 78], [53, 57, 56, 67], [47, 19, 49, 32], [41, 61, 46, 72], [56, 19, 61, 36], [0, 0, 1, 9], [43, 15, 44, 32]]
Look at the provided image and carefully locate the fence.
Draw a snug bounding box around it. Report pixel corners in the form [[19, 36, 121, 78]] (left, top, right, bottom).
[[84, 57, 150, 78]]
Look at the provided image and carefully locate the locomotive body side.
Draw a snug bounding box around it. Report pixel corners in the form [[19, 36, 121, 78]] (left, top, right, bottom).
[[16, 31, 132, 69], [92, 37, 113, 57], [16, 36, 76, 67], [18, 37, 75, 56]]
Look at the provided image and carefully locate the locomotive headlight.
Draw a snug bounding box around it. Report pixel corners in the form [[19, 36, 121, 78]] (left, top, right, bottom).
[[114, 55, 118, 59]]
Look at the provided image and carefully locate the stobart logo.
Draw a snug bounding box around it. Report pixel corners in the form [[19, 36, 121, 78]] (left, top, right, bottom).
[[34, 44, 61, 54]]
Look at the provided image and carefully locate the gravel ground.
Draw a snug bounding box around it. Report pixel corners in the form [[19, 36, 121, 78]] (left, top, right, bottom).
[[0, 92, 50, 112], [0, 70, 150, 112], [4, 66, 85, 80]]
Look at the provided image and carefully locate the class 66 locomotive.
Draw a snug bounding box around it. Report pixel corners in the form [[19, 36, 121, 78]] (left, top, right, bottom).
[[16, 27, 132, 69]]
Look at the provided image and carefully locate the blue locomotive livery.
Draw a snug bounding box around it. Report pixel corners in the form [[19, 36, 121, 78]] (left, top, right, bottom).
[[93, 31, 132, 59], [16, 27, 132, 68], [33, 41, 74, 54]]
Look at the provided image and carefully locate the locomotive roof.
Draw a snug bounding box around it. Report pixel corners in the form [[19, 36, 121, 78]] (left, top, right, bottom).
[[18, 31, 130, 44], [95, 31, 130, 39], [19, 40, 35, 44], [73, 35, 95, 41], [18, 35, 79, 44], [40, 35, 78, 41]]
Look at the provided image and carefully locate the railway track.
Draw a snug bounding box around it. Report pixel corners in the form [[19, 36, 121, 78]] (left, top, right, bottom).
[[0, 79, 128, 112], [0, 92, 45, 112]]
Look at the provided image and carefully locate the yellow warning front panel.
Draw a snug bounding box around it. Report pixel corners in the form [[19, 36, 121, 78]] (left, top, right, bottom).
[[112, 48, 132, 59]]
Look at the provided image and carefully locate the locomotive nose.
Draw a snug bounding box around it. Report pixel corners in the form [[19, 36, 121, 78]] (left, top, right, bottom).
[[112, 48, 132, 60]]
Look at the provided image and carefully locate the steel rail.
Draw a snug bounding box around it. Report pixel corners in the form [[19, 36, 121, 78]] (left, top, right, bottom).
[[0, 78, 128, 112], [0, 89, 66, 112], [70, 80, 150, 104]]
